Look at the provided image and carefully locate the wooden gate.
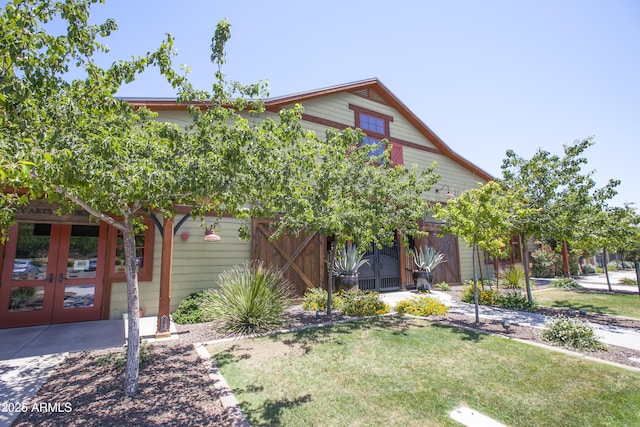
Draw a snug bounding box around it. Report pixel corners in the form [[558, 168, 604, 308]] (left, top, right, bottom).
[[251, 219, 326, 297], [405, 222, 462, 286]]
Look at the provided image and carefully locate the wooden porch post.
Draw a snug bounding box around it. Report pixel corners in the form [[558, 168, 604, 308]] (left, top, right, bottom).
[[156, 216, 174, 338]]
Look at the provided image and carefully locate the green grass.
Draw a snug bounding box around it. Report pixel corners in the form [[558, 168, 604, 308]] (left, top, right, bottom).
[[535, 289, 640, 319], [207, 316, 640, 426]]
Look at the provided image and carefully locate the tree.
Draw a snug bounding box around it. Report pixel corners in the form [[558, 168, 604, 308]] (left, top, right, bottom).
[[500, 137, 619, 302], [578, 204, 640, 291], [434, 181, 526, 323], [273, 128, 440, 314], [0, 2, 347, 396]]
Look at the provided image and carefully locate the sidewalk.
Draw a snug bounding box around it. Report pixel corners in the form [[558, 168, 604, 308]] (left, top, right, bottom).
[[447, 301, 640, 352]]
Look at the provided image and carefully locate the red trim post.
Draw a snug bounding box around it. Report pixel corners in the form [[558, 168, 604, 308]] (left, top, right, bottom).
[[156, 216, 174, 337]]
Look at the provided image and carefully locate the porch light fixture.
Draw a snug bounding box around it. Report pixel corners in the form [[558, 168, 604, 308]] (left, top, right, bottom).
[[435, 184, 455, 199], [204, 225, 221, 242]]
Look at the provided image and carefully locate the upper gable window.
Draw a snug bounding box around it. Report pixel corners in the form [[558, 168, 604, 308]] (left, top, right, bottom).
[[357, 112, 388, 157], [359, 113, 386, 135], [349, 105, 403, 164]]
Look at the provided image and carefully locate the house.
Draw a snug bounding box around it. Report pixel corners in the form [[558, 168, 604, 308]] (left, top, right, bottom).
[[0, 79, 492, 329]]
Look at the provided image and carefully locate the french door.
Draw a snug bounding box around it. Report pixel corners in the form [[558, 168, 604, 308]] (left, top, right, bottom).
[[0, 222, 107, 328]]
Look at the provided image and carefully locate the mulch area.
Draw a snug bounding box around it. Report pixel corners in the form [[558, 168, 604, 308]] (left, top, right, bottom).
[[13, 296, 640, 426]]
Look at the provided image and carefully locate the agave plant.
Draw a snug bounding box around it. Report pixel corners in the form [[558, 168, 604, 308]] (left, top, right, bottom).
[[413, 245, 445, 273], [331, 244, 369, 276]]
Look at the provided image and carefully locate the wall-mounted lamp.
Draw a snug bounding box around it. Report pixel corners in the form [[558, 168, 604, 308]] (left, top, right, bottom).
[[435, 184, 455, 199], [204, 225, 221, 242]]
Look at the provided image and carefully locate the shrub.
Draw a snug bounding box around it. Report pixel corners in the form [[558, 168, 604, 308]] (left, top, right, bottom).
[[550, 278, 581, 289], [496, 292, 537, 312], [435, 281, 451, 291], [172, 291, 214, 324], [580, 263, 596, 275], [302, 288, 329, 312], [201, 261, 295, 335], [619, 277, 638, 286], [334, 289, 390, 316], [541, 315, 607, 351], [395, 295, 449, 317], [499, 265, 529, 289], [530, 246, 560, 278], [461, 285, 499, 306]]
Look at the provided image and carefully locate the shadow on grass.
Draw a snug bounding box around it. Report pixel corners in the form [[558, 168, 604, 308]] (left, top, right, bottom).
[[272, 315, 414, 354], [547, 299, 612, 314], [209, 344, 252, 368], [430, 321, 488, 342], [244, 394, 312, 426]]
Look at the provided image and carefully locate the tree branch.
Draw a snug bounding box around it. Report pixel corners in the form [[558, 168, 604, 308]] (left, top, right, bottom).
[[53, 185, 126, 232]]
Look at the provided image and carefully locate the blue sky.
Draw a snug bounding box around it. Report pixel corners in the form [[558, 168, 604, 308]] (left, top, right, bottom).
[[61, 1, 640, 206]]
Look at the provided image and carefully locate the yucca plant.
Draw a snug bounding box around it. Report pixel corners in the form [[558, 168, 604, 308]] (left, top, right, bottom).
[[202, 261, 295, 335], [331, 244, 369, 276], [499, 264, 532, 289], [413, 245, 445, 272]]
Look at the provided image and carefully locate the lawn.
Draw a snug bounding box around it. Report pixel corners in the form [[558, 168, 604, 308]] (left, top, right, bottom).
[[535, 288, 640, 319], [207, 316, 640, 426]]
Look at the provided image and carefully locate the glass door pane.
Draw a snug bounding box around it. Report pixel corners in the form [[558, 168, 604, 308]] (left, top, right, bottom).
[[8, 223, 52, 312], [13, 223, 50, 282], [66, 225, 99, 280], [61, 225, 100, 309]]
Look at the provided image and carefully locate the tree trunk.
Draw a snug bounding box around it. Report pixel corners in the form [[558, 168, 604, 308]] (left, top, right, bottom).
[[123, 216, 141, 397], [475, 245, 484, 286], [521, 233, 534, 305], [472, 242, 480, 324], [326, 241, 336, 316], [561, 240, 571, 278], [603, 247, 612, 292]]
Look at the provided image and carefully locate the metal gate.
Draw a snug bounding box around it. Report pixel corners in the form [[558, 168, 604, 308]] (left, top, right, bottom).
[[359, 241, 401, 292]]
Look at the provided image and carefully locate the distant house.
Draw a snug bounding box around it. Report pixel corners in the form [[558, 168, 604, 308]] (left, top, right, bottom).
[[0, 79, 493, 329]]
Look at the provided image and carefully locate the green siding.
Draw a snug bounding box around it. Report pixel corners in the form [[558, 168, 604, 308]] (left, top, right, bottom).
[[108, 216, 251, 319]]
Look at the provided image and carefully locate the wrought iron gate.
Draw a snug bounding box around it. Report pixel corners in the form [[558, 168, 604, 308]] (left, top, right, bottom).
[[359, 241, 401, 292]]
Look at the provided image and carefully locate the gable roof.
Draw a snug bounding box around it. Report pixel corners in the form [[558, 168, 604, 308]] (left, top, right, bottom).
[[125, 78, 493, 181], [264, 78, 492, 181]]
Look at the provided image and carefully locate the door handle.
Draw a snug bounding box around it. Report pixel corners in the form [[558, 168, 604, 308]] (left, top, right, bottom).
[[58, 273, 63, 283], [48, 273, 53, 283]]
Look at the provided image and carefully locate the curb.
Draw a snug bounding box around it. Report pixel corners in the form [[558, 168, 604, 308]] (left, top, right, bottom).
[[194, 343, 250, 427]]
